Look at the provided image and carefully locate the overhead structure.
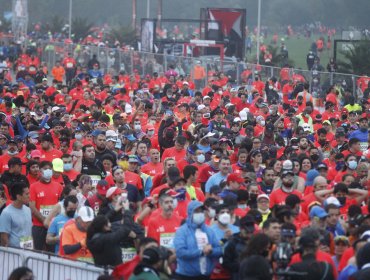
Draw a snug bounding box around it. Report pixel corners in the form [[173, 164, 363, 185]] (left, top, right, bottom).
[[12, 0, 28, 43]]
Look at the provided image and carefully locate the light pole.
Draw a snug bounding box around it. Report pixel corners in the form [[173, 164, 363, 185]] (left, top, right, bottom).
[[68, 0, 72, 39], [147, 0, 150, 18], [256, 0, 261, 64]]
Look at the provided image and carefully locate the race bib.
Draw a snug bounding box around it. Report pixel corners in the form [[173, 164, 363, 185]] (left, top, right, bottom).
[[20, 236, 33, 250], [89, 175, 101, 188], [160, 233, 175, 248], [121, 247, 136, 263], [66, 62, 73, 68], [360, 142, 368, 152], [40, 205, 53, 217], [77, 257, 94, 263]]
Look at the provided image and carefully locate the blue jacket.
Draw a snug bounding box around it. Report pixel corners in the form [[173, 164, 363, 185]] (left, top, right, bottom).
[[174, 201, 222, 276]]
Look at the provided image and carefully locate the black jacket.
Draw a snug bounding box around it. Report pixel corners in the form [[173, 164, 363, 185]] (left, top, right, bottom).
[[87, 225, 132, 267], [223, 234, 248, 280], [0, 171, 29, 190]]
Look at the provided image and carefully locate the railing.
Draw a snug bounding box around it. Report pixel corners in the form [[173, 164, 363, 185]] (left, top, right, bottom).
[[0, 246, 109, 280], [37, 41, 364, 99]]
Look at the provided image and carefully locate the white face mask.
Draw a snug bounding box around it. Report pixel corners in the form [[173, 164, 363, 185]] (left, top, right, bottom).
[[75, 134, 83, 140], [260, 120, 266, 126], [147, 130, 154, 137], [42, 169, 53, 181], [197, 154, 205, 163], [193, 213, 205, 225], [134, 124, 141, 131], [218, 213, 231, 225], [208, 208, 216, 218]]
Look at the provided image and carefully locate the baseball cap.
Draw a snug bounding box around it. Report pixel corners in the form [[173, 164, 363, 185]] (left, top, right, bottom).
[[334, 235, 349, 245], [96, 180, 109, 196], [359, 113, 367, 120], [51, 106, 61, 113], [309, 206, 328, 219], [323, 196, 341, 207], [128, 155, 139, 163], [142, 247, 164, 265], [257, 194, 270, 201], [281, 169, 294, 177], [203, 96, 211, 100], [317, 163, 328, 170], [299, 235, 317, 248], [123, 134, 136, 141], [78, 206, 95, 222], [106, 130, 118, 138], [52, 158, 64, 173], [30, 149, 42, 159], [106, 187, 123, 199], [197, 104, 206, 111], [226, 173, 244, 184], [305, 169, 319, 186], [282, 160, 293, 170], [323, 120, 331, 125], [41, 133, 53, 143]]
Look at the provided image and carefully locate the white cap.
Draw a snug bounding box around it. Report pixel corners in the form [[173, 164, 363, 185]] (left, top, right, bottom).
[[233, 117, 242, 123], [203, 132, 216, 138], [256, 115, 265, 122], [283, 160, 293, 170], [106, 130, 118, 138], [225, 103, 234, 108], [230, 88, 238, 93], [239, 110, 248, 121], [257, 194, 270, 201], [324, 197, 341, 207], [51, 106, 60, 113], [197, 104, 206, 111], [183, 81, 189, 85], [78, 206, 95, 222], [125, 104, 133, 114], [203, 96, 211, 100]]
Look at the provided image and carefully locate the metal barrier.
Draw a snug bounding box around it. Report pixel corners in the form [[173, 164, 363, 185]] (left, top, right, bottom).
[[0, 246, 109, 280], [35, 41, 364, 99]]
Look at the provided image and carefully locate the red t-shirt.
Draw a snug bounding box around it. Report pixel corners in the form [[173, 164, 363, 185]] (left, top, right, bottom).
[[146, 211, 182, 247], [40, 149, 63, 162], [161, 147, 186, 162], [141, 162, 163, 177], [30, 180, 63, 227], [269, 188, 302, 208]]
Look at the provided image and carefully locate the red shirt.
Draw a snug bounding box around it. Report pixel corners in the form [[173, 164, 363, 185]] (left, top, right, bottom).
[[141, 162, 163, 177], [146, 211, 182, 247], [112, 255, 140, 280], [64, 169, 79, 181], [269, 188, 302, 208], [30, 180, 63, 227], [40, 148, 63, 162], [161, 147, 186, 162]]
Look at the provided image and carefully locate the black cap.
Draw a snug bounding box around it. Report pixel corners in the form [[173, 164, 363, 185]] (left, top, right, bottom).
[[41, 133, 53, 143], [240, 215, 255, 233], [299, 235, 316, 248], [142, 247, 163, 265]]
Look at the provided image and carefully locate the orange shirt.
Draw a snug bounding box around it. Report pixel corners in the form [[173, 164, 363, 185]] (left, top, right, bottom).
[[30, 180, 63, 227], [60, 220, 92, 261], [52, 66, 65, 82]]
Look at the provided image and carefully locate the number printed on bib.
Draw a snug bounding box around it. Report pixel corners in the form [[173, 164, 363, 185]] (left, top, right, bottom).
[[160, 233, 175, 248], [20, 236, 33, 250], [121, 247, 136, 263]]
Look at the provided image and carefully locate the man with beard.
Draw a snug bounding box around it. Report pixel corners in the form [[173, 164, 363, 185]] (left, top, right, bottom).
[[0, 157, 29, 191], [260, 167, 276, 195], [349, 113, 368, 152], [223, 215, 256, 278], [297, 136, 310, 155], [80, 144, 106, 186], [269, 169, 302, 208], [93, 131, 117, 163], [0, 139, 24, 174]]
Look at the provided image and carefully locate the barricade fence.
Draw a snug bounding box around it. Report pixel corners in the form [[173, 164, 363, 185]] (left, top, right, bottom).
[[38, 41, 363, 99], [0, 246, 110, 280]]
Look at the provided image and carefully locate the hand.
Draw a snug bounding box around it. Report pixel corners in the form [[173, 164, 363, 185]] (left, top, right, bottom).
[[224, 229, 233, 239], [128, 231, 137, 239], [80, 238, 86, 247], [203, 244, 213, 256], [114, 200, 124, 212]]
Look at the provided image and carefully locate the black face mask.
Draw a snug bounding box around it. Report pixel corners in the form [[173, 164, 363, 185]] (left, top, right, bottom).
[[66, 210, 76, 218], [311, 154, 320, 161], [249, 193, 258, 202], [337, 197, 346, 206]]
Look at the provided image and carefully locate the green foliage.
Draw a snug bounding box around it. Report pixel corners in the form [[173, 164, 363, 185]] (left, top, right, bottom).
[[72, 17, 93, 42], [107, 26, 136, 45], [0, 17, 12, 33], [43, 15, 65, 34], [337, 40, 370, 75]]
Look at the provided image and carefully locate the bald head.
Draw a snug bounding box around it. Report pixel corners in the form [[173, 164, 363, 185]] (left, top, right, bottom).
[[313, 176, 327, 191]]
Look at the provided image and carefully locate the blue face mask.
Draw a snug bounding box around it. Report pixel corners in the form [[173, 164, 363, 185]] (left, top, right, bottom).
[[42, 169, 53, 180], [347, 160, 358, 170], [335, 161, 345, 171], [64, 163, 73, 171]]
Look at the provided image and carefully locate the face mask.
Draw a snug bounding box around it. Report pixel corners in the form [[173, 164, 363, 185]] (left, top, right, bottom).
[[238, 204, 247, 209], [147, 130, 154, 137], [260, 121, 265, 126], [66, 210, 76, 218], [347, 160, 358, 170], [42, 169, 53, 181], [8, 150, 18, 156], [30, 138, 38, 144], [335, 161, 345, 171], [167, 94, 172, 98], [337, 196, 346, 206], [269, 109, 273, 114], [269, 85, 273, 90], [134, 124, 141, 131], [249, 193, 257, 202], [75, 134, 83, 141], [193, 212, 205, 225], [173, 198, 178, 209], [208, 208, 216, 218], [197, 154, 205, 163], [64, 163, 73, 171], [310, 154, 319, 161], [218, 213, 231, 225]]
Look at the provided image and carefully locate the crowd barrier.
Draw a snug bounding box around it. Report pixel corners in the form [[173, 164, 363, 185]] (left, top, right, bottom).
[[0, 246, 109, 280], [36, 41, 363, 99]]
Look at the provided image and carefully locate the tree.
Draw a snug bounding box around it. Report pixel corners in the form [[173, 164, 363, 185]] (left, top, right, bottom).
[[337, 40, 370, 75], [107, 25, 136, 45], [43, 15, 65, 34], [0, 17, 11, 33], [72, 17, 93, 42]]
